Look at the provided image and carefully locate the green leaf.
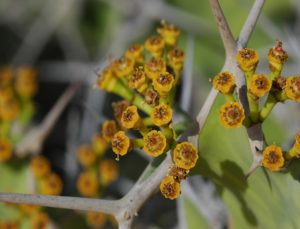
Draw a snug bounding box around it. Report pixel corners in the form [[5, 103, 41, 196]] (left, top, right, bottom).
[[195, 95, 300, 228]]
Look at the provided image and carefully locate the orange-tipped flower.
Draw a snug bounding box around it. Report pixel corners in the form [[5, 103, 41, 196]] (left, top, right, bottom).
[[0, 98, 19, 121], [128, 67, 148, 93], [77, 145, 97, 167], [15, 66, 38, 98], [285, 76, 300, 102], [97, 66, 117, 92], [86, 211, 107, 228], [92, 134, 109, 156], [144, 35, 165, 58], [267, 41, 288, 73], [152, 72, 174, 96], [125, 44, 144, 64], [262, 145, 285, 171], [121, 105, 140, 129], [143, 130, 167, 157], [102, 120, 118, 142], [145, 57, 166, 80], [151, 104, 172, 126], [40, 173, 63, 195], [111, 131, 130, 156], [168, 48, 185, 73], [99, 159, 119, 185], [112, 57, 134, 79], [249, 74, 272, 97], [31, 155, 51, 178], [31, 212, 49, 229], [169, 165, 189, 182], [173, 142, 198, 170], [219, 102, 245, 128], [77, 172, 99, 197], [0, 138, 12, 162], [157, 21, 180, 47], [212, 72, 236, 94], [160, 176, 181, 200], [236, 48, 259, 72]]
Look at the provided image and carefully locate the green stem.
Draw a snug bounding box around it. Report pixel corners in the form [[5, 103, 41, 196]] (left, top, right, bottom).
[[285, 148, 296, 160], [0, 121, 11, 138], [259, 93, 278, 121], [132, 94, 153, 115], [142, 117, 154, 126], [161, 126, 173, 141], [270, 70, 281, 81], [247, 92, 259, 123], [224, 93, 235, 102], [131, 138, 144, 148]]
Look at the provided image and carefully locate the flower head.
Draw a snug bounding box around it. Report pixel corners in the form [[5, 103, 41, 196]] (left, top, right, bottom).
[[128, 67, 147, 93], [97, 66, 117, 92], [145, 57, 166, 80], [160, 176, 180, 200], [86, 211, 107, 228], [144, 35, 165, 57], [77, 145, 97, 167], [111, 131, 130, 156], [173, 142, 198, 170], [249, 74, 272, 97], [0, 98, 19, 121], [212, 72, 236, 94], [121, 105, 140, 129], [143, 130, 167, 157], [285, 76, 300, 102], [152, 72, 174, 96], [262, 145, 285, 171], [219, 102, 245, 128], [99, 159, 119, 185], [31, 212, 49, 229], [267, 41, 288, 73], [15, 66, 38, 98], [151, 104, 172, 126], [92, 134, 109, 156], [144, 88, 158, 106], [31, 155, 51, 178], [168, 48, 185, 73], [236, 48, 259, 72], [102, 120, 118, 142], [77, 172, 99, 197], [40, 173, 63, 195], [0, 138, 12, 162], [169, 165, 189, 182], [157, 21, 180, 47], [125, 44, 144, 64], [112, 57, 134, 79]]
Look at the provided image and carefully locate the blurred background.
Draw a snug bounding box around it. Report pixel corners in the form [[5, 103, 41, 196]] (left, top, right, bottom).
[[0, 0, 300, 228]]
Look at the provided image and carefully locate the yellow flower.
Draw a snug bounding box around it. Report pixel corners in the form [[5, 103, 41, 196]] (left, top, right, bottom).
[[92, 134, 108, 156], [0, 98, 19, 121], [112, 100, 130, 125], [152, 72, 174, 96], [99, 159, 119, 185], [212, 72, 236, 94], [144, 88, 158, 106], [77, 145, 97, 167], [0, 138, 12, 162], [157, 21, 180, 47], [168, 48, 185, 73], [0, 66, 13, 87], [0, 221, 18, 229], [102, 120, 118, 142], [128, 67, 148, 93], [143, 130, 166, 157], [86, 211, 107, 228], [121, 105, 140, 129], [169, 165, 189, 182], [261, 145, 285, 171], [285, 76, 300, 102], [40, 173, 63, 195], [77, 172, 99, 197], [30, 212, 49, 229], [267, 41, 288, 73], [219, 102, 245, 128], [160, 176, 181, 200], [249, 74, 272, 97], [125, 44, 144, 64], [145, 57, 166, 80], [151, 104, 172, 126], [144, 35, 165, 58], [173, 142, 198, 170], [97, 66, 117, 92], [15, 66, 38, 98], [0, 87, 14, 104], [31, 156, 51, 178], [111, 131, 130, 156], [236, 48, 259, 72], [112, 57, 134, 79]]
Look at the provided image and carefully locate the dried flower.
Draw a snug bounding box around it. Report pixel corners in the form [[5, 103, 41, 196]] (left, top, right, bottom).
[[212, 72, 236, 94], [144, 88, 158, 106], [262, 145, 284, 171], [249, 74, 272, 97], [219, 102, 245, 128], [169, 165, 189, 182], [173, 142, 198, 170], [143, 130, 167, 157], [160, 176, 180, 200], [151, 104, 172, 126]]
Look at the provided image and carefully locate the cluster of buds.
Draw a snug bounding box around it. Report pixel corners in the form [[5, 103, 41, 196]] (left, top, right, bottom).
[[76, 124, 119, 227], [95, 21, 198, 200], [0, 66, 38, 162], [213, 41, 300, 172]]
